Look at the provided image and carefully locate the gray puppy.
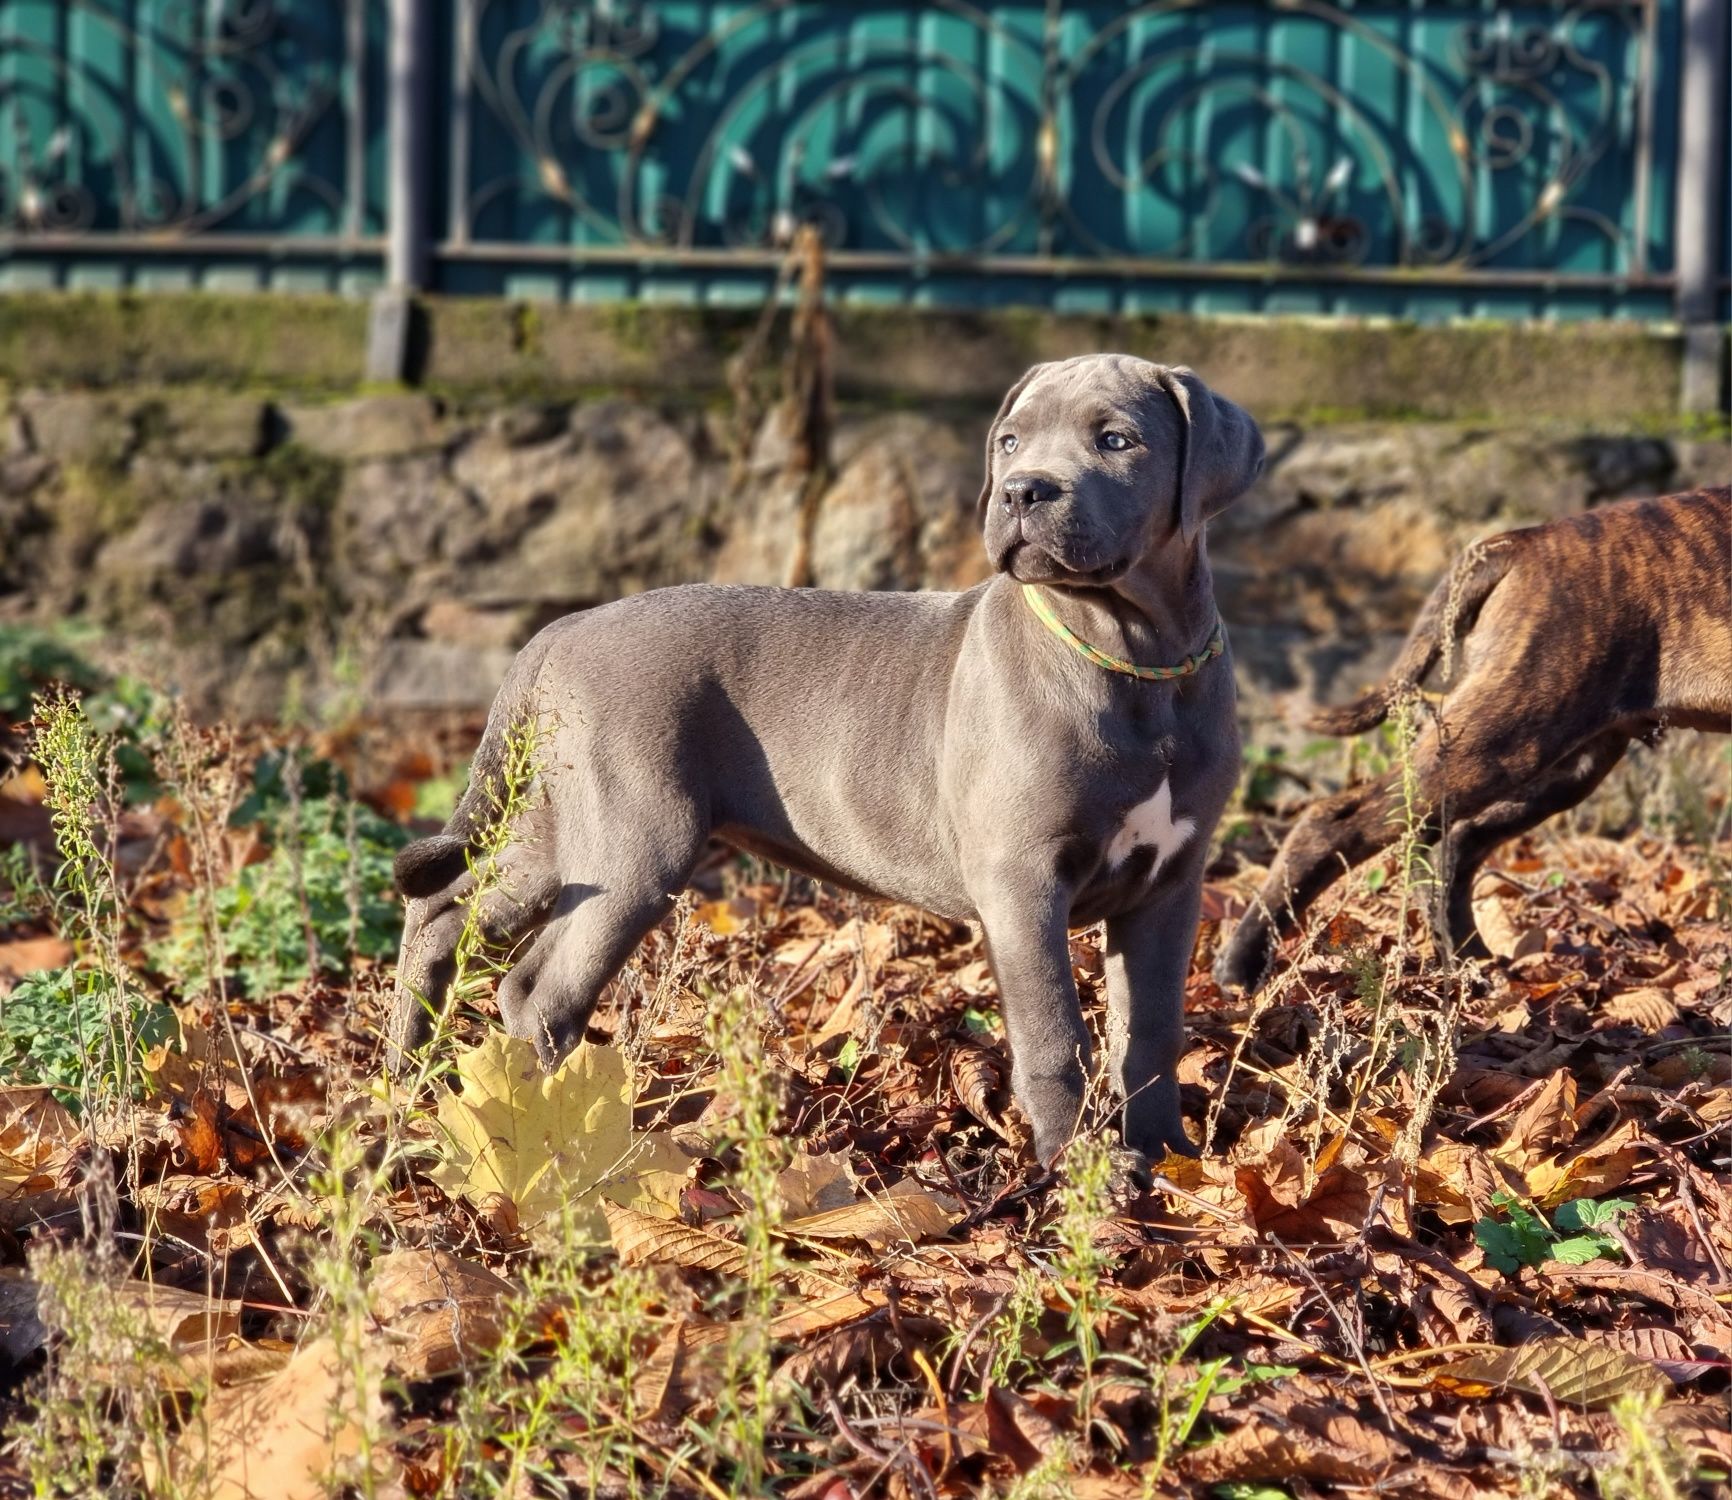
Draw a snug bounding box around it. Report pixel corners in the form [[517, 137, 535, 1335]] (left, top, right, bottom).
[[390, 354, 1264, 1165]]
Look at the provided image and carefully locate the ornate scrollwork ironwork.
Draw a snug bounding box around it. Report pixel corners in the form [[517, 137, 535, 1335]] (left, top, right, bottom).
[[454, 0, 1657, 278], [0, 0, 380, 242]]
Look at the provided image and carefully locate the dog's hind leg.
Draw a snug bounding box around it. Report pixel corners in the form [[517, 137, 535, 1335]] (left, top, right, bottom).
[[1439, 728, 1632, 959], [497, 802, 708, 1066], [389, 900, 468, 1070], [497, 875, 694, 1067], [387, 849, 561, 1073], [1213, 773, 1407, 993], [1216, 682, 1567, 993]]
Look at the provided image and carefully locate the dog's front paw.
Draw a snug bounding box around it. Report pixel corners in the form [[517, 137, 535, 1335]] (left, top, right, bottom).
[[1214, 917, 1275, 994], [1017, 1073, 1088, 1170], [1105, 1143, 1154, 1207], [1030, 1121, 1075, 1173], [1123, 1118, 1201, 1165]]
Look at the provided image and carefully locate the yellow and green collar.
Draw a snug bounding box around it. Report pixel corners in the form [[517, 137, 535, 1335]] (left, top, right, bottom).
[[1022, 584, 1224, 682]]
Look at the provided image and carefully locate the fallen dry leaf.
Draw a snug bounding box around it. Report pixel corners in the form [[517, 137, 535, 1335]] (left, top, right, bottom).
[[949, 1042, 1016, 1142], [774, 1320, 904, 1395], [1494, 1071, 1578, 1174], [983, 1385, 1070, 1475], [1433, 1335, 1672, 1408], [368, 1248, 516, 1380], [1182, 1405, 1408, 1485], [0, 935, 72, 982], [780, 1181, 958, 1251], [56, 1281, 242, 1364], [603, 1200, 752, 1278], [1603, 986, 1682, 1030], [1471, 881, 1545, 961], [0, 1088, 79, 1195], [1238, 1162, 1370, 1241], [632, 1319, 698, 1421], [158, 1336, 391, 1500], [692, 896, 758, 936], [135, 1174, 254, 1255], [772, 1149, 856, 1218], [1526, 1117, 1643, 1207], [1595, 1325, 1718, 1382]]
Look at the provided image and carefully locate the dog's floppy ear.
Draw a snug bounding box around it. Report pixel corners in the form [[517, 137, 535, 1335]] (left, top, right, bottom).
[[976, 365, 1044, 525], [1152, 366, 1265, 544]]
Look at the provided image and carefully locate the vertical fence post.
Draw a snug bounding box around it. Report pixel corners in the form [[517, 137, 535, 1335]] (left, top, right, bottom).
[[368, 0, 434, 381], [1675, 0, 1729, 413]]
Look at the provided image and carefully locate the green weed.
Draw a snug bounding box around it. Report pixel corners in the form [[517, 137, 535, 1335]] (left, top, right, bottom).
[[1599, 1387, 1692, 1500], [1, 626, 164, 798], [1473, 1191, 1632, 1275], [410, 758, 470, 822], [395, 715, 548, 1090], [0, 627, 105, 724], [151, 772, 406, 998], [0, 842, 47, 924], [1148, 1297, 1264, 1477], [704, 984, 787, 1493], [986, 1265, 1046, 1388], [0, 966, 174, 1109], [14, 1235, 195, 1497], [999, 1446, 1080, 1499], [1051, 1134, 1116, 1416], [29, 690, 157, 1122], [451, 1213, 657, 1497]]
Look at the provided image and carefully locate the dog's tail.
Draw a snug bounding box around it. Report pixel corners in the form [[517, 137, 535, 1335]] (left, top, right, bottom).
[[394, 830, 476, 900], [1307, 535, 1521, 737], [393, 626, 558, 901], [393, 723, 507, 897]]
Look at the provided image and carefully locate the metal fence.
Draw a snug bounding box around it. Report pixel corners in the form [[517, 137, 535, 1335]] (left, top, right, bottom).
[[2, 1, 1727, 326], [0, 0, 387, 292]]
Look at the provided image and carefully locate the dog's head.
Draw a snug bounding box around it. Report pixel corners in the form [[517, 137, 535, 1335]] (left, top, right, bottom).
[[977, 354, 1264, 585]]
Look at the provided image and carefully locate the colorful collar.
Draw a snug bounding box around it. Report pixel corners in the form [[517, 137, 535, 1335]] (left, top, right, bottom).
[[1022, 585, 1225, 682]]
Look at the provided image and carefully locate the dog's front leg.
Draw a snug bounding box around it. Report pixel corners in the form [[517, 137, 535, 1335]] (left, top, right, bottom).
[[1104, 871, 1205, 1160], [979, 893, 1092, 1167]]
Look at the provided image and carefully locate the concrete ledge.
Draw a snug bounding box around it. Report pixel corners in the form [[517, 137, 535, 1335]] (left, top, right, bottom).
[[418, 298, 1705, 426], [0, 290, 1721, 429], [0, 292, 371, 391]]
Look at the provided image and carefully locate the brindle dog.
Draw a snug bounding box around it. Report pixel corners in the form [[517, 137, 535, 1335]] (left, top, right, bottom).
[[1216, 485, 1731, 994]]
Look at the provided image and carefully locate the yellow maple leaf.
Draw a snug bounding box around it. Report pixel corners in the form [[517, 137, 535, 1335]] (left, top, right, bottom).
[[430, 1034, 688, 1245]]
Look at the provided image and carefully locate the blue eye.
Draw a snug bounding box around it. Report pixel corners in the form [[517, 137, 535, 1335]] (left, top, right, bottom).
[[1100, 431, 1133, 452], [1000, 434, 1019, 454]]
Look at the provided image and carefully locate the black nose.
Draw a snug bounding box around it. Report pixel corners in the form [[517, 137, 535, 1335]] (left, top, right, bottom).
[[1002, 472, 1062, 510]]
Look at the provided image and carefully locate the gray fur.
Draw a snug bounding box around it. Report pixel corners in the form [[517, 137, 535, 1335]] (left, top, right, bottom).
[[390, 354, 1264, 1165]]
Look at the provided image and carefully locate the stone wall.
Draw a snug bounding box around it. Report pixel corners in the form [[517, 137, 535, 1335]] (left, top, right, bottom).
[[1, 381, 1724, 732]]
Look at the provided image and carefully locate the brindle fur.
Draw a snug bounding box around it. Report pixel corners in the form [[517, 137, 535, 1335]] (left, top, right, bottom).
[[1215, 485, 1732, 994]]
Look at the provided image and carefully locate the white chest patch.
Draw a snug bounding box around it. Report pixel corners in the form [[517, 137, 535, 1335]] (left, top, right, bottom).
[[1106, 778, 1196, 880]]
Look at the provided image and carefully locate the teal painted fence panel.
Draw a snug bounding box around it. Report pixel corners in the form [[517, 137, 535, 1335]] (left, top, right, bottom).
[[433, 0, 1683, 319], [0, 1, 1705, 320], [0, 0, 387, 291]]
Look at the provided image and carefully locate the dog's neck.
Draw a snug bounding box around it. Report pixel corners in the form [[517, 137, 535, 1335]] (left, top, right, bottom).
[[1039, 539, 1217, 670]]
